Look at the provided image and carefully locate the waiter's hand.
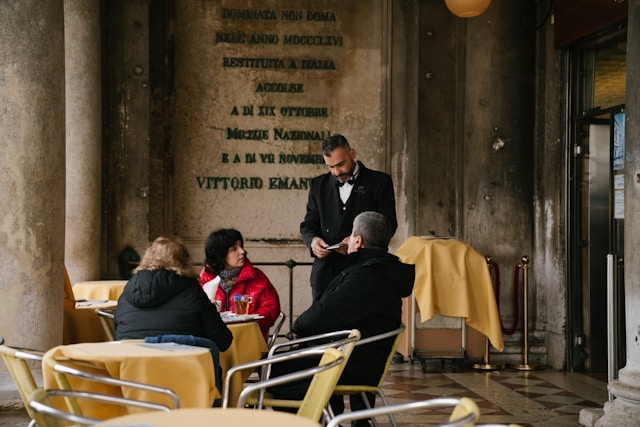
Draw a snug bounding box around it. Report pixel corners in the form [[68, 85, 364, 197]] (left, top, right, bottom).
[[311, 237, 331, 258], [333, 237, 350, 255]]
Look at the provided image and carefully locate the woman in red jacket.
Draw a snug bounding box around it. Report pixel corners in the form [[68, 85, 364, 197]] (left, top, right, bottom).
[[199, 228, 281, 342]]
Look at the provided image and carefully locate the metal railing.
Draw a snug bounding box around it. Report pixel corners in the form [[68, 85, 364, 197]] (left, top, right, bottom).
[[253, 259, 313, 331]]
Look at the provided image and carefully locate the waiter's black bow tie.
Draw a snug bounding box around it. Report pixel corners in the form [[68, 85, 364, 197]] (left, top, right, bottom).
[[337, 178, 354, 187]]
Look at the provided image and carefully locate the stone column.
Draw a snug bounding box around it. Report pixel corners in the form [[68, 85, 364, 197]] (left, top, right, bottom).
[[63, 0, 102, 283], [0, 0, 66, 349], [589, 2, 640, 425]]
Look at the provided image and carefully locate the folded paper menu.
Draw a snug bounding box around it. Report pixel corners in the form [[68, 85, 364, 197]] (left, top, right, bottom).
[[203, 276, 220, 301], [326, 242, 347, 250]]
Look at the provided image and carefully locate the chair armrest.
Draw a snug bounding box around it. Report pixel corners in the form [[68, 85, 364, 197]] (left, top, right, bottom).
[[325, 397, 478, 427], [236, 348, 345, 409], [29, 388, 170, 426], [13, 349, 45, 362], [222, 346, 326, 408], [267, 312, 286, 349], [355, 324, 405, 346], [223, 345, 346, 408], [268, 329, 354, 357], [96, 309, 115, 319]]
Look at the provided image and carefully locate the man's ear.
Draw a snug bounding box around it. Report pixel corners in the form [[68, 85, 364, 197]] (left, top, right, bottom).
[[354, 235, 364, 249]]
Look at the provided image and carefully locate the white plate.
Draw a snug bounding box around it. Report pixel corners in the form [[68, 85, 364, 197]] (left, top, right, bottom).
[[220, 312, 264, 324]]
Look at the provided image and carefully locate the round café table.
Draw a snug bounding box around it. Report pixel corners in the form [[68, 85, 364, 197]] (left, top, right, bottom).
[[56, 318, 269, 413], [72, 280, 127, 301], [63, 300, 118, 344], [95, 408, 320, 427], [43, 341, 217, 418]]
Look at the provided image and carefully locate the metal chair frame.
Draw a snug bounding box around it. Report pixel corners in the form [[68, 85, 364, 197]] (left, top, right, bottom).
[[223, 330, 359, 425], [225, 344, 351, 423], [264, 329, 358, 381], [237, 347, 344, 406], [95, 308, 115, 341], [326, 397, 479, 427], [0, 338, 46, 427], [267, 311, 286, 349], [29, 388, 170, 427], [329, 324, 407, 427], [223, 330, 359, 409]]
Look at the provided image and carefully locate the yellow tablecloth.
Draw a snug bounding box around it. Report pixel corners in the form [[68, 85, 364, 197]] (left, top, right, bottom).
[[42, 341, 217, 418], [95, 408, 320, 427], [63, 301, 117, 344], [73, 280, 127, 300], [395, 236, 504, 351], [221, 321, 269, 407]]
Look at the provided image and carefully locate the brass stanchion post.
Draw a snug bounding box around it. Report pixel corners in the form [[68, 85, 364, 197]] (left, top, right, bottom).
[[509, 256, 544, 371], [472, 256, 505, 370]]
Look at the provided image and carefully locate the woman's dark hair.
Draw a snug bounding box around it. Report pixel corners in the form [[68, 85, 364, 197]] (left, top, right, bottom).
[[204, 228, 245, 274]]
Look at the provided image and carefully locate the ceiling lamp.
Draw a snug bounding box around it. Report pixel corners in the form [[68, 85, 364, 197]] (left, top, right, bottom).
[[444, 0, 492, 18]]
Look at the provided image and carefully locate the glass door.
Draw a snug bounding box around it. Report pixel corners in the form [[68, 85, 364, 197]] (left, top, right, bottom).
[[567, 33, 626, 373]]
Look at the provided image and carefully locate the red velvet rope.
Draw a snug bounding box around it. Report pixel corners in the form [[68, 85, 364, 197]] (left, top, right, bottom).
[[490, 262, 520, 336]]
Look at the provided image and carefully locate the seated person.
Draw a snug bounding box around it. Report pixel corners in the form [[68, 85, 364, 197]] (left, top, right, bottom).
[[267, 212, 415, 427], [198, 228, 281, 342], [114, 235, 233, 351]]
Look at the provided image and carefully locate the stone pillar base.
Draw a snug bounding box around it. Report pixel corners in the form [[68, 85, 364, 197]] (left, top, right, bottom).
[[589, 380, 640, 426], [579, 407, 603, 426]]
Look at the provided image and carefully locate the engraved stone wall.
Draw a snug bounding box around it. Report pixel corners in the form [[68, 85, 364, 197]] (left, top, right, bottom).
[[172, 0, 390, 245]]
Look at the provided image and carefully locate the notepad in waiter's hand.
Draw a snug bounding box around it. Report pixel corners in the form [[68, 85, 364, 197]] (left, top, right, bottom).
[[326, 242, 347, 250]]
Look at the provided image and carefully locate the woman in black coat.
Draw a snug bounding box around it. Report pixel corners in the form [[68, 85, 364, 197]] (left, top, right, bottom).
[[114, 236, 233, 351]]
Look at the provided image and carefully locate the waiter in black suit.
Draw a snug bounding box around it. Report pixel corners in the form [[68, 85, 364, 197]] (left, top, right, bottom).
[[300, 134, 398, 299]]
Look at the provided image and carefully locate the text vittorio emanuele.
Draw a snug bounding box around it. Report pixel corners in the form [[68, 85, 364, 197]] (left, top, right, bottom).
[[197, 7, 341, 191]]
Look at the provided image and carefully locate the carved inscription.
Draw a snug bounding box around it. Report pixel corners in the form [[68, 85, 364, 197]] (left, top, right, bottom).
[[197, 4, 346, 191]]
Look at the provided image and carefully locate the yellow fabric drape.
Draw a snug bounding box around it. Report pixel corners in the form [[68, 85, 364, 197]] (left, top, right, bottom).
[[395, 236, 504, 351]]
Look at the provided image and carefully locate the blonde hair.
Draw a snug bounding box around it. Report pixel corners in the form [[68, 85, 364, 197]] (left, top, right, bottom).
[[133, 236, 196, 278]]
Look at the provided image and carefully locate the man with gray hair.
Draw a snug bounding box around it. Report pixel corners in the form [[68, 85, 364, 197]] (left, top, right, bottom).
[[348, 210, 394, 252], [271, 211, 414, 426]]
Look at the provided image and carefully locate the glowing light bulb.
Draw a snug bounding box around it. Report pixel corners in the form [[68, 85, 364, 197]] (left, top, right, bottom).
[[444, 0, 492, 18]]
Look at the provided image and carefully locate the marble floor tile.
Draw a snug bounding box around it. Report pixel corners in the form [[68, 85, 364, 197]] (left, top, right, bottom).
[[354, 359, 609, 427]]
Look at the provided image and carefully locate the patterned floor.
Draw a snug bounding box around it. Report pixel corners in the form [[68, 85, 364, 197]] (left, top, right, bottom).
[[0, 359, 609, 427], [359, 359, 609, 426]]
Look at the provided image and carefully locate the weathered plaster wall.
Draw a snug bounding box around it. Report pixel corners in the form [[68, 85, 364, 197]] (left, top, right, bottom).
[[102, 0, 151, 278], [413, 0, 542, 364], [533, 8, 567, 370]]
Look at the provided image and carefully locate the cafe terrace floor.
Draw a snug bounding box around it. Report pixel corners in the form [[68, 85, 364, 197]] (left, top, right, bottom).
[[0, 358, 608, 426]]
